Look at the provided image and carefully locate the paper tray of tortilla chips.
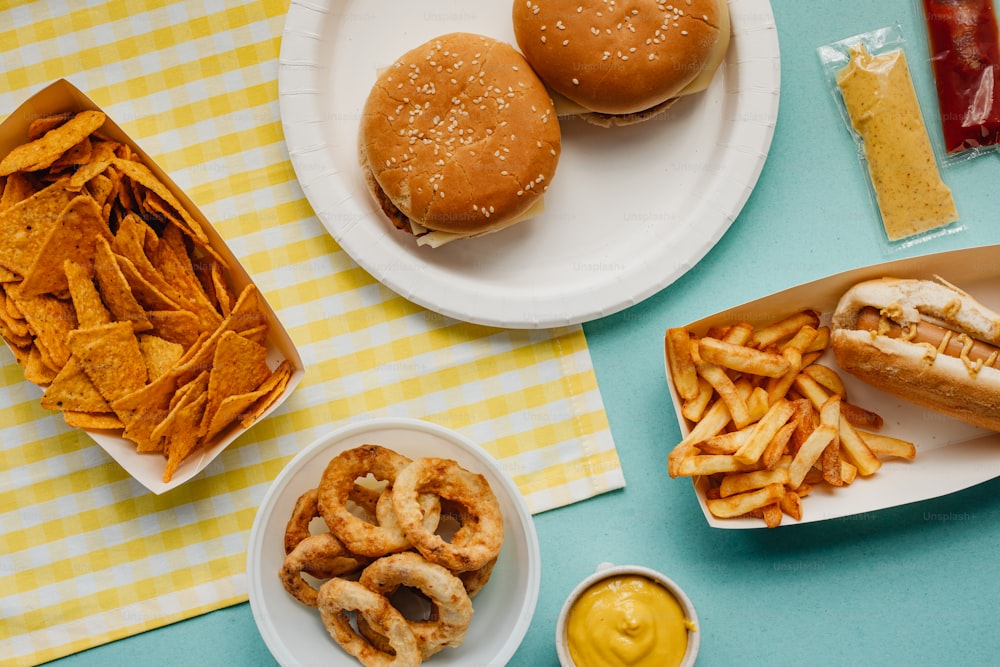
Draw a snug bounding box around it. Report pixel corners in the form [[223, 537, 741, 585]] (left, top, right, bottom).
[[0, 79, 304, 494]]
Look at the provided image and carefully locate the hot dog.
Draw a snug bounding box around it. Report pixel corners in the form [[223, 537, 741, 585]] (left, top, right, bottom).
[[830, 277, 1000, 431]]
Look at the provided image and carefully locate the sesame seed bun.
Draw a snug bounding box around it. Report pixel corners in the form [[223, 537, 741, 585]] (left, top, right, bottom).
[[512, 0, 730, 122], [358, 32, 562, 243]]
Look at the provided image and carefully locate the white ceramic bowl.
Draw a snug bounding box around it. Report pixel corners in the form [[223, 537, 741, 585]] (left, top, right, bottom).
[[555, 562, 700, 667], [246, 417, 540, 666]]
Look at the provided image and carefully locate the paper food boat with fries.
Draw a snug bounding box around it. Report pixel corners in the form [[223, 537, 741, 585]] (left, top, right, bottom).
[[0, 79, 304, 494], [664, 244, 1000, 528]]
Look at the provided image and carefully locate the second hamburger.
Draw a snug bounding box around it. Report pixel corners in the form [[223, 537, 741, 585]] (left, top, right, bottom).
[[512, 0, 731, 126]]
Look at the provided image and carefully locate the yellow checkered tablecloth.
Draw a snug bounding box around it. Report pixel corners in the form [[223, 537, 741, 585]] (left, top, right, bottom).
[[0, 1, 625, 665]]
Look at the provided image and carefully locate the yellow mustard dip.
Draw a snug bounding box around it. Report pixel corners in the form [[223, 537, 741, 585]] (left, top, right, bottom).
[[565, 575, 694, 667], [836, 44, 958, 241]]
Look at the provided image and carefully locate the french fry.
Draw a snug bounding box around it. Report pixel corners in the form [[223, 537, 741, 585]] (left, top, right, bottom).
[[746, 385, 770, 423], [706, 482, 786, 518], [698, 336, 790, 378], [802, 363, 847, 397], [788, 424, 838, 489], [734, 398, 796, 465], [804, 325, 831, 353], [779, 490, 803, 521], [839, 416, 882, 476], [760, 503, 783, 528], [719, 467, 790, 497], [666, 328, 700, 401], [699, 429, 751, 455], [696, 360, 753, 428], [766, 325, 818, 402], [787, 398, 818, 455], [721, 321, 754, 345], [820, 435, 843, 486], [760, 421, 795, 470], [841, 402, 884, 429], [858, 430, 917, 460], [681, 376, 714, 423], [792, 371, 831, 411], [674, 454, 760, 476], [749, 310, 820, 349]]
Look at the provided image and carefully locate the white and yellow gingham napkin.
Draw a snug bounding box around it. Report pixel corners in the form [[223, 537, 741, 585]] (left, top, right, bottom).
[[0, 1, 624, 665]]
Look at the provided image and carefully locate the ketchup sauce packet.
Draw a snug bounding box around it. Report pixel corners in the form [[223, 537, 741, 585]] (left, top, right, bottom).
[[920, 0, 1000, 159]]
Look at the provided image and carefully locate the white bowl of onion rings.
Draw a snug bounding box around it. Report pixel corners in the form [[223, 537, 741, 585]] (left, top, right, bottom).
[[246, 417, 541, 666]]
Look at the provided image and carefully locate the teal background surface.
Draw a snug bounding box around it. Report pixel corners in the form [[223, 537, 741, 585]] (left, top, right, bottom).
[[51, 0, 1000, 665]]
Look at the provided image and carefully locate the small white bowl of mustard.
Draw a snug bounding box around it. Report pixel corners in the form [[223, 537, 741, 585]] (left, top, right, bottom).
[[555, 562, 700, 667]]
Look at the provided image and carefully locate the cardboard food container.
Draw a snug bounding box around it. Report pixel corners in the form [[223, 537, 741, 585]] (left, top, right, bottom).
[[664, 245, 1000, 528], [0, 79, 304, 494]]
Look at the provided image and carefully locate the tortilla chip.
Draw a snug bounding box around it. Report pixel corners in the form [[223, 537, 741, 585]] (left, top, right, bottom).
[[146, 309, 202, 349], [198, 330, 271, 436], [114, 252, 180, 312], [40, 355, 111, 412], [17, 195, 112, 298], [240, 360, 293, 427], [110, 157, 209, 246], [161, 392, 208, 483], [0, 110, 106, 176], [0, 289, 31, 342], [85, 172, 114, 210], [67, 321, 147, 402], [67, 139, 120, 191], [15, 293, 76, 370], [138, 333, 183, 382], [108, 367, 179, 452], [92, 235, 151, 331], [154, 224, 223, 326], [22, 344, 59, 386], [0, 172, 36, 210], [27, 112, 74, 141], [63, 411, 123, 430], [65, 259, 111, 328], [51, 136, 93, 170], [169, 369, 209, 413], [0, 179, 75, 275]]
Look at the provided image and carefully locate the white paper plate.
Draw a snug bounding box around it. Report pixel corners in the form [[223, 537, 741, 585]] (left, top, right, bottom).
[[246, 417, 540, 665], [663, 245, 1000, 528], [277, 0, 780, 328]]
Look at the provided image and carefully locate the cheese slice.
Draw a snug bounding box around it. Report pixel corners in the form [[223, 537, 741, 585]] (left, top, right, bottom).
[[413, 197, 546, 248]]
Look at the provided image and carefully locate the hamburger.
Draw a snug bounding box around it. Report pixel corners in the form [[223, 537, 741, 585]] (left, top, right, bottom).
[[358, 32, 562, 247], [511, 0, 731, 126], [831, 277, 1000, 431]]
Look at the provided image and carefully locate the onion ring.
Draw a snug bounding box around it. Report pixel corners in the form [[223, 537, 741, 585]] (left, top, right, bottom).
[[317, 445, 415, 557], [391, 457, 504, 572], [284, 483, 382, 557], [359, 551, 474, 659], [375, 487, 442, 547], [459, 556, 497, 598], [317, 577, 422, 667], [279, 533, 369, 607]]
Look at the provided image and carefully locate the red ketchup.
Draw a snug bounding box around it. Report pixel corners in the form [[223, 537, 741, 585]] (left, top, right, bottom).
[[922, 0, 1000, 152]]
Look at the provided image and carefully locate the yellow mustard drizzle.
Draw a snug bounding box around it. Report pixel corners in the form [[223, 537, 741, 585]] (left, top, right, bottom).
[[566, 575, 693, 667], [956, 333, 983, 376], [937, 330, 953, 355], [918, 341, 938, 365]]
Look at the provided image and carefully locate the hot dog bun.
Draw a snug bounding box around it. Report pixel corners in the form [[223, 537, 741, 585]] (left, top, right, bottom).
[[511, 0, 731, 126], [358, 32, 562, 247], [831, 277, 1000, 431]]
